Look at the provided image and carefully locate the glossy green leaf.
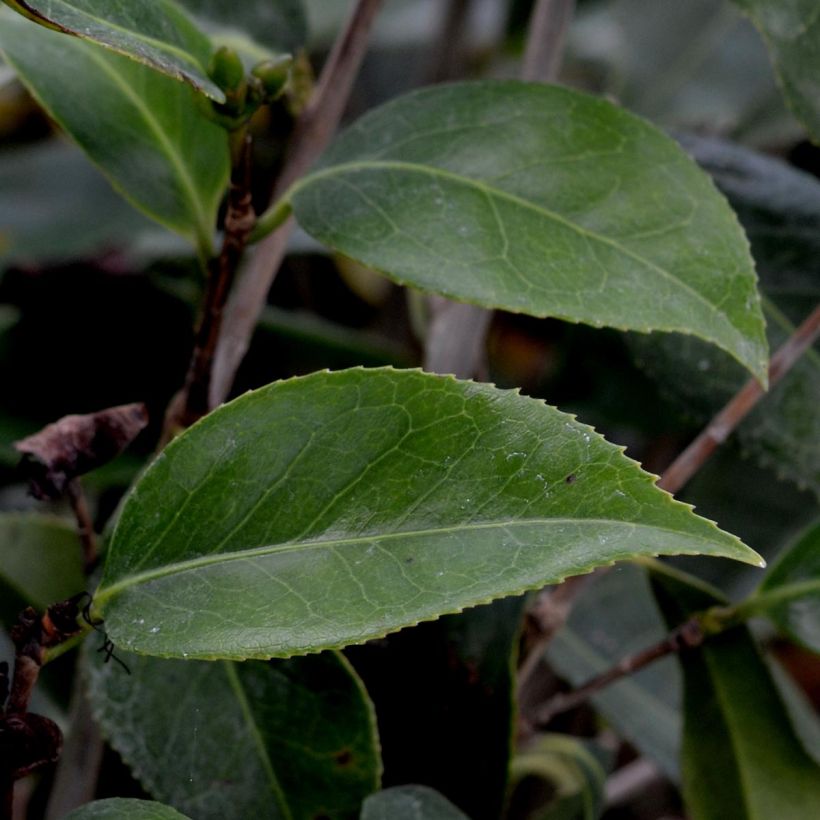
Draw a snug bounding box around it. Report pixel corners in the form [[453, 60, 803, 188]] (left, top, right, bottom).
[[2, 0, 223, 100], [629, 135, 820, 497], [85, 648, 380, 819], [178, 0, 307, 63], [650, 563, 820, 820], [546, 564, 681, 779], [0, 9, 229, 254], [288, 81, 768, 383], [0, 140, 154, 269], [95, 368, 760, 659], [361, 786, 469, 820], [750, 519, 820, 652], [732, 0, 820, 143], [0, 512, 85, 627], [508, 735, 607, 820], [64, 799, 191, 820], [347, 596, 526, 820]]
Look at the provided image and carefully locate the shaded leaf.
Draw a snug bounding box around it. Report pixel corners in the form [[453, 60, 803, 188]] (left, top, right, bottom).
[[85, 648, 380, 820], [629, 135, 820, 497], [94, 368, 759, 660], [546, 564, 681, 779], [753, 518, 820, 653], [64, 799, 191, 820], [508, 734, 607, 820], [0, 9, 230, 253], [2, 0, 222, 99], [178, 0, 307, 63], [650, 562, 820, 820], [732, 0, 820, 143], [361, 786, 469, 820], [347, 596, 527, 820], [15, 403, 147, 499], [0, 513, 84, 628], [289, 81, 768, 382], [0, 140, 154, 270]]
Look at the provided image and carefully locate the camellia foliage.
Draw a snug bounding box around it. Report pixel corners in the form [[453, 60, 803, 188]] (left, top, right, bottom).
[[0, 1, 818, 819]]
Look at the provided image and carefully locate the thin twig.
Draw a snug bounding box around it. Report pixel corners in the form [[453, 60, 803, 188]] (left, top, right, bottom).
[[162, 134, 256, 441], [659, 302, 820, 494], [65, 479, 97, 574], [532, 617, 703, 726], [210, 0, 385, 407], [427, 0, 473, 83], [521, 0, 576, 83]]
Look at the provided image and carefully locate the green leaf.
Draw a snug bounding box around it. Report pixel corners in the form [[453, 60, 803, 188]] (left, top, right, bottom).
[[0, 140, 154, 269], [732, 0, 820, 143], [64, 799, 191, 820], [629, 135, 820, 497], [749, 518, 820, 652], [508, 735, 607, 820], [650, 563, 820, 820], [546, 564, 681, 779], [178, 0, 307, 64], [0, 512, 85, 627], [288, 81, 769, 383], [361, 786, 469, 820], [85, 648, 381, 819], [0, 9, 229, 254], [2, 0, 223, 100], [95, 368, 760, 660], [347, 597, 527, 820]]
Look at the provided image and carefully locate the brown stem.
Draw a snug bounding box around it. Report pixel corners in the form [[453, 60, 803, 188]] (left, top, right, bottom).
[[521, 0, 576, 83], [426, 0, 473, 83], [66, 479, 97, 574], [659, 302, 820, 494], [1, 780, 11, 820], [210, 0, 385, 407], [162, 134, 256, 441], [532, 617, 703, 726]]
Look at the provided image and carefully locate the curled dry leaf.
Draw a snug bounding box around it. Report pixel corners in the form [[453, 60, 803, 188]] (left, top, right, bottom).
[[0, 711, 63, 780], [14, 403, 148, 499]]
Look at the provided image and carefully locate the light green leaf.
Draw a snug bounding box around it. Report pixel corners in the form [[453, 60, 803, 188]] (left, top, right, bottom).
[[749, 518, 820, 653], [64, 799, 191, 820], [85, 648, 380, 819], [361, 786, 469, 820], [0, 512, 85, 627], [508, 734, 607, 820], [288, 81, 769, 383], [650, 562, 820, 820], [0, 9, 229, 254], [178, 0, 307, 64], [732, 0, 820, 143], [2, 0, 223, 99], [546, 564, 681, 779], [95, 368, 760, 660]]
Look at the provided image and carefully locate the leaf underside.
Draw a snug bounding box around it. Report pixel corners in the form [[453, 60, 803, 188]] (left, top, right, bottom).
[[291, 81, 768, 383], [96, 368, 759, 660], [64, 799, 191, 820]]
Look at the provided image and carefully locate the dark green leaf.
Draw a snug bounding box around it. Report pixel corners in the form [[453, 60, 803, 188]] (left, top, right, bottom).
[[94, 368, 759, 660], [85, 648, 380, 819], [0, 512, 85, 627], [650, 562, 820, 820], [546, 564, 681, 779], [178, 0, 307, 62], [732, 0, 820, 143], [2, 0, 222, 99], [361, 786, 469, 820], [0, 9, 229, 254], [347, 597, 526, 820], [752, 518, 820, 652], [64, 799, 191, 820], [289, 82, 768, 383]]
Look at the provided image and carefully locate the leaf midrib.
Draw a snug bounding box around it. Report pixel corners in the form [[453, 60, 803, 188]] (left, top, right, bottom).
[[291, 159, 742, 338], [97, 517, 745, 604]]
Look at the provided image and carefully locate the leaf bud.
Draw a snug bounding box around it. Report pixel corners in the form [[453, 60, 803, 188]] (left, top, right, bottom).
[[251, 55, 292, 102]]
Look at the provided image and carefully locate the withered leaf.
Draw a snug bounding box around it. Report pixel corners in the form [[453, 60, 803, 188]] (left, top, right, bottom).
[[15, 403, 148, 499]]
